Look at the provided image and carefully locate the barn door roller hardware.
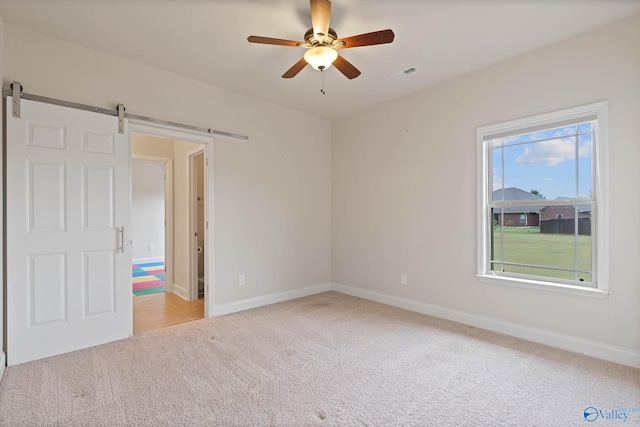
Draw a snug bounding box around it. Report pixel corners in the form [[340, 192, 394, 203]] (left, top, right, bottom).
[[11, 81, 22, 118], [3, 81, 249, 140], [117, 104, 125, 134], [4, 81, 127, 133]]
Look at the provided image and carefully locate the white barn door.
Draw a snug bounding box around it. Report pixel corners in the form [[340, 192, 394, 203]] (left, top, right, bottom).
[[6, 96, 131, 365]]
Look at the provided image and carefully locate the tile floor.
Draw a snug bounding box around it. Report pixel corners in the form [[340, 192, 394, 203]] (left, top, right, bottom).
[[133, 292, 205, 334]]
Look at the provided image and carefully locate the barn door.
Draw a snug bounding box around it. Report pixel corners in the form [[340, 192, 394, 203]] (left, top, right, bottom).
[[6, 96, 131, 365]]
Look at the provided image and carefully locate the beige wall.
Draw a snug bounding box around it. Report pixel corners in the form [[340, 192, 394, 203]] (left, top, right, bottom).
[[332, 14, 640, 360], [132, 133, 174, 158], [3, 24, 332, 307], [172, 140, 202, 299]]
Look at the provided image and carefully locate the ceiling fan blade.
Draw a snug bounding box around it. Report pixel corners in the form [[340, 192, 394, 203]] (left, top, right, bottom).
[[282, 58, 308, 78], [333, 55, 361, 79], [310, 0, 331, 43], [335, 29, 395, 49], [247, 36, 302, 47]]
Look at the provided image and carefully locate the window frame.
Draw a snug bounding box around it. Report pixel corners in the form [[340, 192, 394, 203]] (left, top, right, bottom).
[[476, 101, 609, 298]]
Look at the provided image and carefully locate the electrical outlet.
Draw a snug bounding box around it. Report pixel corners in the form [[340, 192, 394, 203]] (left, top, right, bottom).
[[148, 244, 154, 251], [400, 274, 407, 285], [239, 275, 245, 286]]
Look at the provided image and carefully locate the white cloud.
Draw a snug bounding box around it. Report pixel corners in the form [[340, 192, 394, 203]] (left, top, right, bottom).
[[492, 168, 504, 190], [493, 173, 503, 190], [579, 140, 592, 158], [516, 138, 590, 166], [545, 177, 555, 182]]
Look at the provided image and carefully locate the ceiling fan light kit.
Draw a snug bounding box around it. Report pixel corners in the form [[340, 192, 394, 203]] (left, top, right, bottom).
[[247, 0, 395, 92], [304, 46, 338, 70]]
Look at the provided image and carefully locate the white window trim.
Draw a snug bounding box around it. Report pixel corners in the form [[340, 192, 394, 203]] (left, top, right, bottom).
[[476, 101, 609, 298]]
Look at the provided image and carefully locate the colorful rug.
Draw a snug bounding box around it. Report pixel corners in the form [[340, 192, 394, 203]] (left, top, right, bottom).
[[132, 261, 165, 296]]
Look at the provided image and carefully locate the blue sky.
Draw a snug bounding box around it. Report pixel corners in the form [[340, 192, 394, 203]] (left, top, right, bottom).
[[492, 123, 593, 200]]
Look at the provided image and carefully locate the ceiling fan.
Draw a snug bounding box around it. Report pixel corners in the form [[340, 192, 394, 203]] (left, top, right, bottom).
[[247, 0, 394, 81]]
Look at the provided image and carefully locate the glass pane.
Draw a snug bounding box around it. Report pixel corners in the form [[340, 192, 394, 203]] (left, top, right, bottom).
[[491, 206, 592, 283], [576, 208, 593, 282], [577, 133, 593, 199], [577, 122, 592, 135], [492, 134, 578, 200], [491, 140, 504, 200], [502, 124, 577, 147]]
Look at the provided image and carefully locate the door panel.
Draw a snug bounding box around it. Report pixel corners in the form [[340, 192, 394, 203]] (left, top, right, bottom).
[[83, 250, 115, 315], [6, 96, 131, 365], [28, 122, 65, 149], [28, 253, 66, 325], [83, 165, 115, 229], [29, 161, 66, 231]]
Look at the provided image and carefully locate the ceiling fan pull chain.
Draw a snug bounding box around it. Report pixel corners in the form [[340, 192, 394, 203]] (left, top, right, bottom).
[[321, 69, 326, 95]]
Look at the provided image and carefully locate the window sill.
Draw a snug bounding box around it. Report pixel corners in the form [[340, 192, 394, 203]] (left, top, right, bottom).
[[476, 274, 610, 298]]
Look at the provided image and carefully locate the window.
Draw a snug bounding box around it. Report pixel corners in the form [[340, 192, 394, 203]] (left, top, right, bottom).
[[476, 102, 609, 296]]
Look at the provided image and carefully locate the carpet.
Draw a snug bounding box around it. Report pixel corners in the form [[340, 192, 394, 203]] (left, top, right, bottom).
[[132, 261, 165, 296], [0, 292, 638, 426]]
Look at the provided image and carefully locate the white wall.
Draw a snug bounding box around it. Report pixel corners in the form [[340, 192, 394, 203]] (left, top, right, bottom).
[[332, 14, 640, 366], [3, 25, 332, 308], [131, 159, 165, 262]]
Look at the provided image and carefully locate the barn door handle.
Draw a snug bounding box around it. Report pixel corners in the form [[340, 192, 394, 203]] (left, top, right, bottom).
[[117, 227, 124, 253]]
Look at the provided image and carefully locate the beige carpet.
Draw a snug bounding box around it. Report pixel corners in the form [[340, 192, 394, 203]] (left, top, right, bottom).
[[0, 291, 638, 426]]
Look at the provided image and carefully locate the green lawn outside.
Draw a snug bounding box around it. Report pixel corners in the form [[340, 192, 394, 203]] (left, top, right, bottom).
[[492, 226, 592, 282]]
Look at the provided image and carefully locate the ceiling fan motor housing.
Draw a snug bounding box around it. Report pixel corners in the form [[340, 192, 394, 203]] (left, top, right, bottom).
[[304, 27, 339, 47]]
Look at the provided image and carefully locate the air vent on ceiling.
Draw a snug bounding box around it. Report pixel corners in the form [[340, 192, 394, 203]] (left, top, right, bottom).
[[392, 67, 420, 80]]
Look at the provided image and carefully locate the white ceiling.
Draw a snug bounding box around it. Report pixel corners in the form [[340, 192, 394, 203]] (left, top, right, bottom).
[[1, 0, 639, 120]]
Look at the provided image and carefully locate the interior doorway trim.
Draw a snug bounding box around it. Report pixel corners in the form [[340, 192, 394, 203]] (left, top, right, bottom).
[[188, 148, 206, 302], [129, 120, 214, 317]]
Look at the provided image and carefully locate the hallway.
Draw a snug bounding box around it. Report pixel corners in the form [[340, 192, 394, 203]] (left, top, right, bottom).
[[133, 292, 204, 334]]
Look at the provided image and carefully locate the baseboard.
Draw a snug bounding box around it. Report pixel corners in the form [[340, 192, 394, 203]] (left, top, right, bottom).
[[331, 283, 640, 369], [172, 283, 189, 301], [211, 283, 332, 317], [0, 352, 6, 382], [132, 256, 165, 265]]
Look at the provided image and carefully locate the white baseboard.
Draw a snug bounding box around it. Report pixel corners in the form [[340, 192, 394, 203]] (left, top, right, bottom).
[[172, 283, 189, 301], [0, 352, 5, 382], [210, 283, 332, 317], [331, 283, 640, 369], [133, 256, 165, 265]]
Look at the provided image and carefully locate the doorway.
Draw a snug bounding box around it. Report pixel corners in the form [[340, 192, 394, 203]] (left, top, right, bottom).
[[130, 128, 212, 334]]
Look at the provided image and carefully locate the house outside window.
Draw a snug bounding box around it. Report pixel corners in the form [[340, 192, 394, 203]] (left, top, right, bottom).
[[476, 102, 609, 296]]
